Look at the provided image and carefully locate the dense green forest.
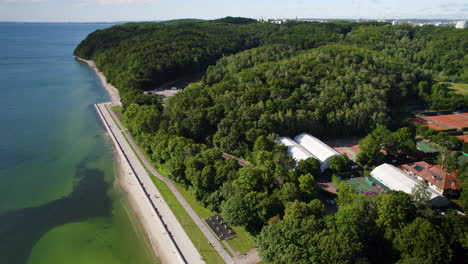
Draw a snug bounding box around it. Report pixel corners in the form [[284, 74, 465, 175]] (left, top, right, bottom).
[[76, 18, 468, 263]]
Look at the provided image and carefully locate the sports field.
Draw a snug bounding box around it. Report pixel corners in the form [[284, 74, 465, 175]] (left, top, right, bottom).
[[456, 135, 468, 143], [410, 117, 446, 130], [324, 137, 361, 161], [423, 113, 468, 130], [416, 140, 442, 153], [343, 177, 381, 194]]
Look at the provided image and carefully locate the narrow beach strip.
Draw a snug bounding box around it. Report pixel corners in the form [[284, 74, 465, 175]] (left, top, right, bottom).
[[76, 57, 121, 104], [78, 56, 235, 264], [78, 55, 205, 263], [95, 102, 204, 264]]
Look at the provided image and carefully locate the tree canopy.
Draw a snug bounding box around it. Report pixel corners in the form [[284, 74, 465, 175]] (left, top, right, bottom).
[[75, 18, 468, 264]]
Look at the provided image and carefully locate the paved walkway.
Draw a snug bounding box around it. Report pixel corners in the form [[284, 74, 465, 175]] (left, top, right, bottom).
[[103, 103, 237, 264], [96, 103, 204, 264]]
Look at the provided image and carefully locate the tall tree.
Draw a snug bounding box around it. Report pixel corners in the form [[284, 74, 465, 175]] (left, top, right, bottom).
[[393, 218, 452, 264]]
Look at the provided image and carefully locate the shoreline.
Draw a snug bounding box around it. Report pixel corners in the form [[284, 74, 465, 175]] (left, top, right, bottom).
[[79, 56, 204, 263], [76, 57, 121, 105], [95, 103, 187, 264]]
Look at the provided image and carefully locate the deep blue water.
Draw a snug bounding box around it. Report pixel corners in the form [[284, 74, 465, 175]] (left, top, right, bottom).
[[0, 23, 155, 264]]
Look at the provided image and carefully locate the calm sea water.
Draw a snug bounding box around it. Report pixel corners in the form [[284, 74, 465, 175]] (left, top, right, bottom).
[[0, 23, 156, 264]]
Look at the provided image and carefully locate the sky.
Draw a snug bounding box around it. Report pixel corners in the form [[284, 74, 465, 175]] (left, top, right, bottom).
[[0, 0, 467, 22]]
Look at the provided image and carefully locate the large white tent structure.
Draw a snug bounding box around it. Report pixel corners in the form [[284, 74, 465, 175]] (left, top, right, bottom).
[[279, 137, 314, 162], [294, 133, 341, 171], [370, 163, 448, 207]]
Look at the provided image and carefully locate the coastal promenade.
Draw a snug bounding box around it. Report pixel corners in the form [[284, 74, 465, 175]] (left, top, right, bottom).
[[80, 56, 249, 264], [103, 103, 237, 264], [95, 102, 204, 264]]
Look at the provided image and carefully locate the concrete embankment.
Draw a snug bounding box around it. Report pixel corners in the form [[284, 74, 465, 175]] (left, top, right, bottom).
[[94, 102, 204, 264]]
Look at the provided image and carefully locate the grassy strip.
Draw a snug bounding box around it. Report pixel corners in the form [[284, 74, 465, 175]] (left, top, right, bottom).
[[153, 166, 234, 257], [106, 107, 224, 263], [173, 183, 255, 254], [225, 226, 256, 254], [101, 104, 121, 130], [150, 176, 225, 264], [112, 105, 123, 116], [161, 166, 255, 255], [447, 82, 468, 95], [109, 104, 255, 256]]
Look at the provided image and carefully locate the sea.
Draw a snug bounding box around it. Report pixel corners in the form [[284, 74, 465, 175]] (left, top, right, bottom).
[[0, 22, 157, 264]]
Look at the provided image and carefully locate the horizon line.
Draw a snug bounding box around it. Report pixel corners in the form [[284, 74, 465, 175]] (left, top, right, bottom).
[[0, 17, 467, 24]]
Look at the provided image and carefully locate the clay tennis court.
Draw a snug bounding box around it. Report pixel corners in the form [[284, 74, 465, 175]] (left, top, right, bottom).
[[324, 137, 361, 161], [422, 113, 468, 130], [410, 117, 447, 130], [456, 135, 468, 143]]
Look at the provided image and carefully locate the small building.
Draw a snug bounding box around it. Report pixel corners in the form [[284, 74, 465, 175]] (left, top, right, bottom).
[[294, 133, 341, 172], [455, 21, 466, 29], [279, 137, 315, 162], [401, 161, 461, 197], [370, 163, 449, 207]]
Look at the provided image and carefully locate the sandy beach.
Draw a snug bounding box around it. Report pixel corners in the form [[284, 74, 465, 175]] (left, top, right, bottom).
[[76, 57, 121, 105], [95, 103, 202, 263], [78, 56, 203, 263]]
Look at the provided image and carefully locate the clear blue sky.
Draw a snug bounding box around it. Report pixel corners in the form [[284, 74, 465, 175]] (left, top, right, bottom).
[[0, 0, 467, 22]]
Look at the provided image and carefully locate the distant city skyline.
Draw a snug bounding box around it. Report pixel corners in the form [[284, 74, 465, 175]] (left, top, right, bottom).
[[0, 0, 467, 22]]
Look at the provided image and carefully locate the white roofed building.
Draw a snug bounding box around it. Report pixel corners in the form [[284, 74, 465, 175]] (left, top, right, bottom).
[[455, 21, 466, 29], [293, 133, 341, 172], [279, 137, 315, 162], [370, 163, 449, 207]]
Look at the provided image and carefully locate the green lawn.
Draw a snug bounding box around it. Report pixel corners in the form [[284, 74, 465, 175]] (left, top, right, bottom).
[[225, 226, 256, 254], [109, 105, 256, 258], [123, 145, 224, 263], [151, 176, 225, 264], [111, 105, 123, 115], [160, 165, 256, 255], [448, 82, 468, 95], [105, 107, 223, 263]]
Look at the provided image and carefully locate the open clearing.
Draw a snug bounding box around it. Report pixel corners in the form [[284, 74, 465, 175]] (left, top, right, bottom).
[[448, 82, 468, 95]]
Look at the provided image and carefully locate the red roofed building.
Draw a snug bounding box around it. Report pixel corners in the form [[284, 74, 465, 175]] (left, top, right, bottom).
[[401, 161, 461, 197]]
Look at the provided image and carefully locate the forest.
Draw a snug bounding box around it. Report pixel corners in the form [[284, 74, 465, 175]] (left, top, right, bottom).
[[75, 18, 468, 263]]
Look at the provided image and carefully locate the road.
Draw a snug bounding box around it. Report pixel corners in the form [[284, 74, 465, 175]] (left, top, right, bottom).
[[103, 103, 240, 264], [96, 103, 204, 264]]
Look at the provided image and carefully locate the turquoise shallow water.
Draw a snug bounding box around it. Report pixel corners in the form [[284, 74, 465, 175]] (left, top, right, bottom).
[[0, 23, 156, 264]]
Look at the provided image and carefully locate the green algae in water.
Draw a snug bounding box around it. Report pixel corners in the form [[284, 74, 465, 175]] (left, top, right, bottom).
[[0, 23, 158, 264], [27, 204, 157, 264]]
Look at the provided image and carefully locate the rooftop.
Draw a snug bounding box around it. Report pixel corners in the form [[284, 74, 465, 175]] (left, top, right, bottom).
[[370, 163, 442, 200], [279, 137, 315, 162], [401, 161, 461, 191], [294, 133, 340, 163]]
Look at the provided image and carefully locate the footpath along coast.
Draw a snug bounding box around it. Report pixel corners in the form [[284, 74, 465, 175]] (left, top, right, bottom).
[[79, 56, 248, 264], [78, 56, 240, 264], [78, 56, 204, 263], [95, 103, 203, 264]]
